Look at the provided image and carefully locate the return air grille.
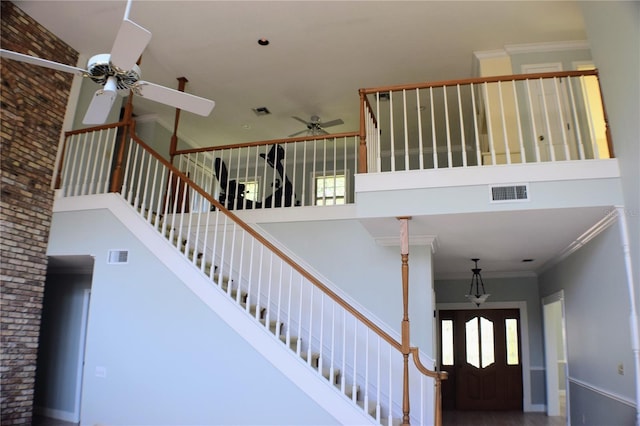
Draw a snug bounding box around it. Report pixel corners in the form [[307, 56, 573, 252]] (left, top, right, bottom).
[[107, 249, 129, 264], [490, 184, 529, 202]]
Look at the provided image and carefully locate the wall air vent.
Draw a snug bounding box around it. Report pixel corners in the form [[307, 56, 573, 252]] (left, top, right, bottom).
[[107, 249, 129, 264], [490, 184, 529, 203]]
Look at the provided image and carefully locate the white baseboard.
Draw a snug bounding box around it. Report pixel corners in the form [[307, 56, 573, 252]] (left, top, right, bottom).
[[526, 404, 546, 413]]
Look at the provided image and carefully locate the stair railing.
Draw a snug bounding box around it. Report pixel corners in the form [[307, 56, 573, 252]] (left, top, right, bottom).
[[172, 133, 360, 211], [55, 119, 446, 425], [359, 69, 613, 173]]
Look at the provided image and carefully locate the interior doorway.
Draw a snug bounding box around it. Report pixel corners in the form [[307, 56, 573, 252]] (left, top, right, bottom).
[[34, 255, 94, 424], [542, 291, 569, 422], [439, 308, 523, 411]]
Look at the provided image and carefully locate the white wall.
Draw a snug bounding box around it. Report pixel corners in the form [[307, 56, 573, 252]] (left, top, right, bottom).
[[580, 1, 640, 295], [47, 208, 340, 426], [539, 221, 636, 425]]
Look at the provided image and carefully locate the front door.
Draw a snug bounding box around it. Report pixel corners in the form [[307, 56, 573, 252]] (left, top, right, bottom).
[[440, 309, 523, 411]]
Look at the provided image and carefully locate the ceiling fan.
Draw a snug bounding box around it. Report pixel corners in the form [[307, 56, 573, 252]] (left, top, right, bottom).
[[289, 115, 344, 137], [0, 0, 215, 125]]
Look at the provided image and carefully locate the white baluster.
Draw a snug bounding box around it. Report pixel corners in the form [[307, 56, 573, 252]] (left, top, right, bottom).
[[443, 86, 453, 168], [457, 84, 468, 167], [402, 89, 409, 171], [86, 129, 99, 195], [470, 83, 482, 166], [539, 78, 556, 161], [81, 130, 96, 195], [553, 77, 571, 160], [567, 76, 586, 160], [352, 318, 358, 402], [389, 91, 396, 172], [525, 79, 542, 162], [416, 88, 424, 170], [511, 80, 526, 163], [483, 82, 497, 165], [497, 81, 512, 164], [430, 87, 438, 169]]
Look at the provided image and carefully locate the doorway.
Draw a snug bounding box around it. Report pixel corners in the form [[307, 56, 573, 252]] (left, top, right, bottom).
[[439, 308, 523, 411], [542, 291, 569, 421], [34, 255, 94, 423]]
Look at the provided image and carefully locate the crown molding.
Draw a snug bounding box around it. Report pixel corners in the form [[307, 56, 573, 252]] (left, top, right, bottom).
[[505, 40, 590, 55], [473, 49, 509, 60], [537, 209, 618, 274]]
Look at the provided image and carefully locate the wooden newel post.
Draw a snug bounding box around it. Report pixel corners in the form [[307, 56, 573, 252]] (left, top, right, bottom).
[[399, 216, 412, 426], [110, 94, 134, 193], [358, 90, 368, 174], [169, 77, 188, 166]]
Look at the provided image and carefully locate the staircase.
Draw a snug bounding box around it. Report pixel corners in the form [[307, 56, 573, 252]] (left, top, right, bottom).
[[56, 122, 444, 426]]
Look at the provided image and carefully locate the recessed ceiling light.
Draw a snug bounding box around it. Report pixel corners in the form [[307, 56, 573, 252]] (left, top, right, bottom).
[[241, 124, 251, 130], [258, 38, 270, 46]]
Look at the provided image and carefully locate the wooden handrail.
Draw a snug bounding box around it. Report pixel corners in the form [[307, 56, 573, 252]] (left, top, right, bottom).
[[64, 120, 126, 137], [359, 69, 600, 94], [173, 131, 359, 156], [128, 122, 403, 353]]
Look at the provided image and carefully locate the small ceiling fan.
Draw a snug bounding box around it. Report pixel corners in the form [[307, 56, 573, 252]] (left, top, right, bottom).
[[289, 115, 344, 137], [0, 0, 215, 125]]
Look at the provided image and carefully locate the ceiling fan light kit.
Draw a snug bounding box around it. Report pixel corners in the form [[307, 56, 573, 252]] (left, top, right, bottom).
[[0, 0, 215, 126]]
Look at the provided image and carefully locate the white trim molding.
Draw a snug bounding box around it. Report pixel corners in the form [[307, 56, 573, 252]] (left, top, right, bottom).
[[569, 376, 637, 408]]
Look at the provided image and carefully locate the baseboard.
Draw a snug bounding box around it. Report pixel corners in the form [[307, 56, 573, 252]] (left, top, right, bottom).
[[35, 406, 78, 422], [526, 403, 546, 413]]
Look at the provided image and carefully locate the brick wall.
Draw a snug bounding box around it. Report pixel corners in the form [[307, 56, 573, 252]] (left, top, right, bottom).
[[0, 2, 78, 424]]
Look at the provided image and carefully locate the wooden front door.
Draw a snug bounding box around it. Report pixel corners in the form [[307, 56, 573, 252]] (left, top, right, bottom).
[[440, 309, 523, 411]]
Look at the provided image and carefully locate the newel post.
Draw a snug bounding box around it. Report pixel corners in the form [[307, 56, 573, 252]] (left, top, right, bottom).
[[109, 95, 134, 193], [169, 77, 188, 165], [399, 216, 412, 426], [358, 90, 368, 174]]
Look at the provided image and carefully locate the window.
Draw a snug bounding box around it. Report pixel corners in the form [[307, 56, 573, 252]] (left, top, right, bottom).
[[240, 180, 259, 202], [441, 319, 454, 366], [465, 316, 495, 369], [315, 175, 345, 205], [505, 318, 520, 365]]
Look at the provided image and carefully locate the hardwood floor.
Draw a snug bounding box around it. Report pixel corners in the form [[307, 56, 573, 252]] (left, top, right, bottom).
[[442, 410, 566, 426]]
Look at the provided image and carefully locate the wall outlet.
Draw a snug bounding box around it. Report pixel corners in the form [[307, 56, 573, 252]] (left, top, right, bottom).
[[618, 363, 624, 375], [95, 366, 107, 378]]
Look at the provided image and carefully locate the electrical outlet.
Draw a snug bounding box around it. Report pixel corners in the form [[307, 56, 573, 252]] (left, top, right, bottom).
[[618, 363, 624, 375], [95, 366, 107, 378]]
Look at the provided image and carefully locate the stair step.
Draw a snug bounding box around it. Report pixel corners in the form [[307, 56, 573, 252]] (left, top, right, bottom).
[[242, 302, 265, 319], [300, 351, 320, 368], [279, 334, 300, 351], [260, 318, 282, 335], [320, 366, 340, 385]]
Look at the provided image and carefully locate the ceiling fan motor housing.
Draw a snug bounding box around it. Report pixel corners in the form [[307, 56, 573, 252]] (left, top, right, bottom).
[[87, 53, 141, 93]]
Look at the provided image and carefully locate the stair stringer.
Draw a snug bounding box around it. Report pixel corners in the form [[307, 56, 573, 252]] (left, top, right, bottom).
[[53, 192, 376, 425]]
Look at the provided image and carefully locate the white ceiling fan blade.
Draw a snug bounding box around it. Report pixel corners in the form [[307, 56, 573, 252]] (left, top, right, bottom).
[[288, 129, 309, 137], [0, 49, 86, 75], [136, 82, 215, 117], [319, 118, 344, 128], [109, 19, 151, 71], [83, 77, 118, 125], [292, 116, 310, 125]]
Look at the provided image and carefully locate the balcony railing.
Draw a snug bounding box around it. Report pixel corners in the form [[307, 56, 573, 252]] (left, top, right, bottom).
[[359, 69, 612, 173], [173, 133, 359, 211]]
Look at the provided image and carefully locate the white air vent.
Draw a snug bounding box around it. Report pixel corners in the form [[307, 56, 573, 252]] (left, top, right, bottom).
[[490, 184, 529, 203], [107, 249, 129, 264]]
